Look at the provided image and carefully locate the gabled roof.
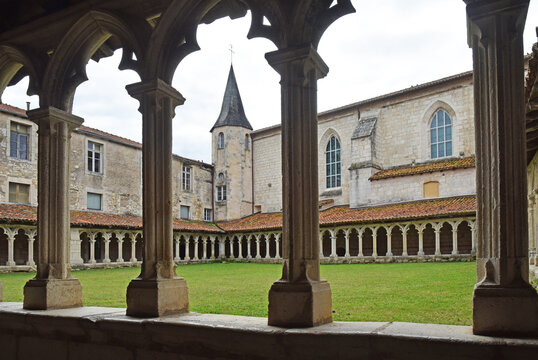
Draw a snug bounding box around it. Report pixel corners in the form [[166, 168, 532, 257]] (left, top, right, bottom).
[[370, 157, 475, 181], [210, 65, 252, 132], [352, 117, 377, 139]]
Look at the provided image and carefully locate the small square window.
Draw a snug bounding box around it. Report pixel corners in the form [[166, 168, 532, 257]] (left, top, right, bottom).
[[180, 205, 190, 220], [87, 192, 102, 210], [9, 182, 30, 204], [203, 208, 212, 222]]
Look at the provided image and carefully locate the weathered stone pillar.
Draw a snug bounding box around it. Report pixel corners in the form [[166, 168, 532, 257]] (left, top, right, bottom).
[[185, 236, 191, 261], [88, 233, 97, 264], [433, 223, 442, 256], [344, 229, 351, 258], [202, 237, 208, 260], [23, 107, 83, 310], [467, 220, 476, 255], [116, 233, 125, 263], [450, 221, 460, 255], [247, 236, 252, 259], [255, 234, 261, 259], [173, 235, 180, 262], [26, 228, 36, 267], [130, 233, 137, 263], [218, 237, 225, 259], [529, 196, 536, 265], [193, 236, 200, 260], [417, 224, 426, 256], [465, 0, 537, 335], [102, 232, 111, 264], [237, 236, 243, 259], [2, 227, 17, 267], [329, 229, 337, 258], [267, 46, 332, 327], [401, 225, 409, 257], [319, 231, 324, 258], [69, 228, 83, 265], [210, 236, 216, 260], [385, 226, 393, 257], [372, 226, 378, 258], [228, 236, 235, 259], [275, 233, 281, 260], [264, 235, 270, 259], [125, 79, 188, 317], [357, 227, 364, 257]]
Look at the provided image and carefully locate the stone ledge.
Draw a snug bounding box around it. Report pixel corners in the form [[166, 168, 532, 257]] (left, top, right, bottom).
[[0, 303, 536, 360]]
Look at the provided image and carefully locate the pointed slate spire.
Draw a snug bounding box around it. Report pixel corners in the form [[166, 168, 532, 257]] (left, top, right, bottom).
[[210, 65, 253, 132]]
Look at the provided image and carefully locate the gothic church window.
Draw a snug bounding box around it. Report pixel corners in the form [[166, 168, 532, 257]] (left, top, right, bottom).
[[87, 141, 103, 173], [182, 166, 191, 191], [217, 132, 225, 149], [10, 122, 30, 160], [325, 135, 341, 188], [430, 109, 452, 159]]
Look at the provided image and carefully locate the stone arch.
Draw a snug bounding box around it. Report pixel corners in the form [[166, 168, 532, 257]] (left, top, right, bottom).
[[41, 10, 150, 111], [0, 44, 44, 102]]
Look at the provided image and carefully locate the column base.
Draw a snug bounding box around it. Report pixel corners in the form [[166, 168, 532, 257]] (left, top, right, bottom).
[[126, 277, 189, 317], [473, 284, 538, 336], [268, 280, 332, 328], [23, 278, 82, 310]]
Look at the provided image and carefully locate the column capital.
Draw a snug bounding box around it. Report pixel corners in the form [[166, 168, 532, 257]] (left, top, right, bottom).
[[126, 79, 185, 109], [27, 107, 83, 129], [102, 232, 112, 242], [464, 0, 529, 22], [265, 45, 328, 82]]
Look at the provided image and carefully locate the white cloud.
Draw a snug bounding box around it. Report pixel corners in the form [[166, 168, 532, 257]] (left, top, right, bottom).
[[2, 0, 538, 164]]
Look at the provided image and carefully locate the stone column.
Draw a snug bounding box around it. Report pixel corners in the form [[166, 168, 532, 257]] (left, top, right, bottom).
[[116, 233, 125, 263], [26, 228, 37, 267], [275, 233, 281, 260], [450, 221, 461, 255], [401, 225, 409, 257], [2, 227, 17, 267], [102, 232, 112, 264], [247, 236, 252, 259], [23, 107, 83, 310], [385, 226, 393, 257], [193, 236, 200, 260], [372, 226, 378, 258], [329, 229, 337, 258], [528, 196, 536, 265], [130, 233, 137, 263], [69, 228, 83, 265], [357, 227, 364, 257], [468, 220, 476, 255], [319, 231, 324, 258], [228, 236, 235, 259], [219, 237, 225, 259], [210, 236, 216, 260], [185, 236, 191, 261], [267, 46, 332, 327], [344, 229, 351, 258], [173, 235, 180, 262], [264, 235, 270, 259], [465, 0, 537, 335], [417, 224, 425, 256], [125, 79, 188, 317], [89, 232, 97, 264], [237, 236, 243, 259], [433, 223, 442, 256], [202, 237, 207, 260], [255, 234, 261, 259]]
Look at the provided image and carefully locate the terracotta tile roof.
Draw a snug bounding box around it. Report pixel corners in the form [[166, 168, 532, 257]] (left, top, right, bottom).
[[0, 203, 221, 233], [218, 196, 476, 232], [369, 157, 475, 181], [0, 103, 27, 118]]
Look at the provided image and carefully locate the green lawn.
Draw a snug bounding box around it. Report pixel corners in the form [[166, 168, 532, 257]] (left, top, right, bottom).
[[0, 262, 475, 325]]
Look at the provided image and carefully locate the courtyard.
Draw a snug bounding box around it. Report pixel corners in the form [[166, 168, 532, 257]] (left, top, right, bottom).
[[0, 262, 475, 325]]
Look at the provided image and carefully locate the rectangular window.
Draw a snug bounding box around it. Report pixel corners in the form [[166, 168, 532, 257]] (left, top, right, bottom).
[[87, 192, 102, 210], [217, 185, 227, 201], [87, 141, 103, 173], [180, 205, 190, 220], [10, 122, 30, 160], [8, 182, 29, 204], [182, 166, 191, 191], [203, 208, 212, 222]]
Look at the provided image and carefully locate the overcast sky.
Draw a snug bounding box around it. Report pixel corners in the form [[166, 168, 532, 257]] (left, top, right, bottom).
[[3, 0, 538, 164]]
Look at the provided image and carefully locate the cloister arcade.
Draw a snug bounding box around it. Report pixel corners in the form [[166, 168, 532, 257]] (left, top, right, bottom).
[[0, 0, 536, 358]]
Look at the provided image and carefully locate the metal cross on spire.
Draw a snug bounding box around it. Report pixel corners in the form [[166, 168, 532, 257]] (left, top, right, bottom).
[[229, 44, 235, 64]]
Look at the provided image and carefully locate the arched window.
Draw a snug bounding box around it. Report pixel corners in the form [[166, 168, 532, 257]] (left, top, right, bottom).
[[245, 134, 250, 150], [430, 109, 452, 159], [217, 132, 225, 149], [325, 135, 341, 188]]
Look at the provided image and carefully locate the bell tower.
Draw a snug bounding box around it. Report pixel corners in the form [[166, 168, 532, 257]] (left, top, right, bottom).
[[211, 65, 253, 221]]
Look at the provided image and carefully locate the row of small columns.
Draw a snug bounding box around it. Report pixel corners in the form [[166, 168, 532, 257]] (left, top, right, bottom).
[[321, 219, 476, 258], [3, 0, 534, 336], [0, 226, 36, 267]]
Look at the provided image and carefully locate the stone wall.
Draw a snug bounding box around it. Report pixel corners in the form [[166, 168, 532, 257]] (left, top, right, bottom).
[[252, 127, 282, 213]]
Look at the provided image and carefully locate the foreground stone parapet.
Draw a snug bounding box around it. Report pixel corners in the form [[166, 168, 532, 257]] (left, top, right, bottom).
[[0, 303, 536, 360], [23, 278, 82, 310]]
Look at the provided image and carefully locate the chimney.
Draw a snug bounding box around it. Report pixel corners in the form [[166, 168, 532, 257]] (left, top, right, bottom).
[[26, 101, 30, 111]]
